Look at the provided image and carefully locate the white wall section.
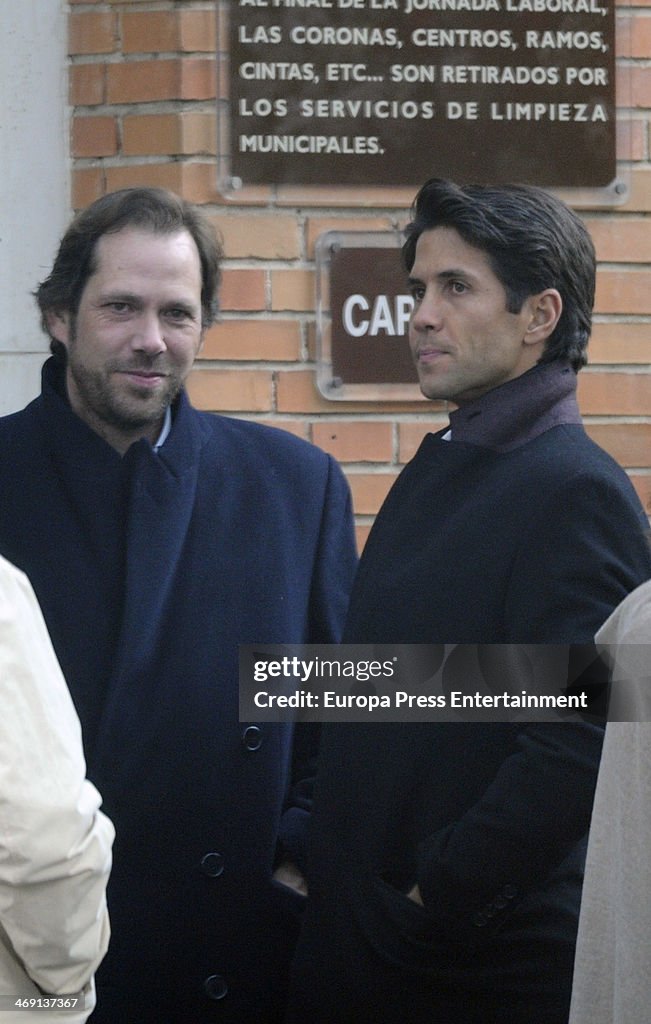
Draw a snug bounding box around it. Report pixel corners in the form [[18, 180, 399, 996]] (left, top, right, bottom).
[[0, 0, 68, 413]]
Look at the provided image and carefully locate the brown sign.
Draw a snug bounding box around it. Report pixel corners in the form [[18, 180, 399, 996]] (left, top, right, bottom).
[[226, 1, 616, 188], [316, 233, 421, 400]]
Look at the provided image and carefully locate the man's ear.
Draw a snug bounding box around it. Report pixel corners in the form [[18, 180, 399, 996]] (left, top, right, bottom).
[[45, 309, 72, 347], [523, 289, 562, 346]]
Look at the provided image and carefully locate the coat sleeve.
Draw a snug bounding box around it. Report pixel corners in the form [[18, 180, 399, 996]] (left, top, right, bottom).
[[569, 586, 651, 1024], [505, 469, 651, 644], [416, 469, 651, 942], [0, 556, 114, 1001], [306, 454, 358, 644], [280, 455, 358, 872]]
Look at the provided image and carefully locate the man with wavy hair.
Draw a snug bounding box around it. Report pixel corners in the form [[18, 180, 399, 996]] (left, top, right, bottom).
[[0, 188, 356, 1023], [287, 179, 651, 1024]]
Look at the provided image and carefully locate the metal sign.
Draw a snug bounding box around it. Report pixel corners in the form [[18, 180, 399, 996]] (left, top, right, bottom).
[[220, 0, 617, 191], [316, 231, 422, 401]]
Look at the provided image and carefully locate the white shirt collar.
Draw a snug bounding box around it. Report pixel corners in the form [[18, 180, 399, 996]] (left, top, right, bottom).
[[153, 405, 172, 452]]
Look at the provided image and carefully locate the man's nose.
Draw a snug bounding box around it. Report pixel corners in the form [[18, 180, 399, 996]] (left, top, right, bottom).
[[133, 314, 166, 354], [411, 290, 443, 332]]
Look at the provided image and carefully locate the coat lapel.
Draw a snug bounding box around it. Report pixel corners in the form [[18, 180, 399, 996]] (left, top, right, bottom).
[[93, 396, 207, 768]]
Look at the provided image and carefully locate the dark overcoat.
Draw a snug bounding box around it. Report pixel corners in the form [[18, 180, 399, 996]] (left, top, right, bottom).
[[288, 379, 651, 1024], [0, 358, 357, 1023]]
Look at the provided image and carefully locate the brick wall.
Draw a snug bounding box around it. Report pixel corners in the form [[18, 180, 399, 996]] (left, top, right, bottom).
[[69, 0, 651, 548]]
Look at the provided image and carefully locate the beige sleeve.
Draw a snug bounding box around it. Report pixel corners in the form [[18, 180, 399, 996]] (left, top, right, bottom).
[[0, 555, 113, 1008]]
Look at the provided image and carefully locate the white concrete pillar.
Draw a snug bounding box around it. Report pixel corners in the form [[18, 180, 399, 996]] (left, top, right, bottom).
[[0, 0, 69, 414]]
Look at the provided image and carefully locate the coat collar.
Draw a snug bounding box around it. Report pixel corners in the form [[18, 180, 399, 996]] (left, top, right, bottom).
[[36, 356, 210, 774], [446, 361, 582, 453]]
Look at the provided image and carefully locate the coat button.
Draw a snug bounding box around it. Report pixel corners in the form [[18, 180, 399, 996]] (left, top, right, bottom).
[[204, 974, 228, 1001], [501, 884, 518, 899], [242, 725, 263, 751], [200, 852, 225, 877]]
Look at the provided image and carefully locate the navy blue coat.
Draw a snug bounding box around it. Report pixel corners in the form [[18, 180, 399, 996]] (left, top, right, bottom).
[[0, 359, 357, 1023], [288, 400, 651, 1023]]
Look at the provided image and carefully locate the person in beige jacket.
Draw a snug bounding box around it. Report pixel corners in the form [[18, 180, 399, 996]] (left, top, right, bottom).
[[0, 554, 113, 1023], [569, 579, 651, 1024]]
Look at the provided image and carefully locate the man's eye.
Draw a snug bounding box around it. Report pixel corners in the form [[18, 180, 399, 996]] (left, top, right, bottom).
[[449, 280, 467, 295], [166, 308, 191, 321], [107, 302, 130, 313], [410, 287, 425, 302]]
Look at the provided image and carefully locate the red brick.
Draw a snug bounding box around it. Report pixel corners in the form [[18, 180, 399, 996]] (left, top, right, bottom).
[[277, 371, 351, 414], [216, 215, 301, 260], [346, 472, 397, 515], [104, 163, 222, 208], [72, 168, 105, 210], [587, 218, 651, 262], [276, 370, 427, 415], [100, 163, 226, 206], [179, 162, 224, 205], [596, 271, 651, 315], [122, 11, 179, 53], [104, 163, 185, 194], [214, 184, 275, 208], [179, 9, 217, 52], [186, 369, 273, 413], [590, 323, 651, 363], [69, 12, 116, 55], [71, 115, 118, 158], [629, 474, 651, 515], [312, 421, 393, 463], [258, 419, 310, 441], [306, 322, 317, 363], [578, 370, 651, 415], [631, 14, 651, 58], [355, 523, 372, 553], [616, 118, 647, 162], [181, 58, 216, 100], [69, 63, 106, 106], [180, 114, 217, 156], [108, 60, 181, 104], [622, 169, 651, 211], [122, 114, 181, 157], [201, 320, 301, 361], [616, 17, 633, 59], [630, 67, 651, 108], [398, 419, 450, 462], [107, 59, 215, 104], [220, 270, 266, 312], [270, 270, 315, 312], [122, 113, 215, 158], [122, 9, 217, 53], [585, 423, 651, 467], [277, 185, 415, 209]]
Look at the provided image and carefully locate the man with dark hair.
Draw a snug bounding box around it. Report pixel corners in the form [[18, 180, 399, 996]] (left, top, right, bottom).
[[401, 178, 595, 372], [0, 187, 357, 1022], [286, 180, 651, 1024]]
